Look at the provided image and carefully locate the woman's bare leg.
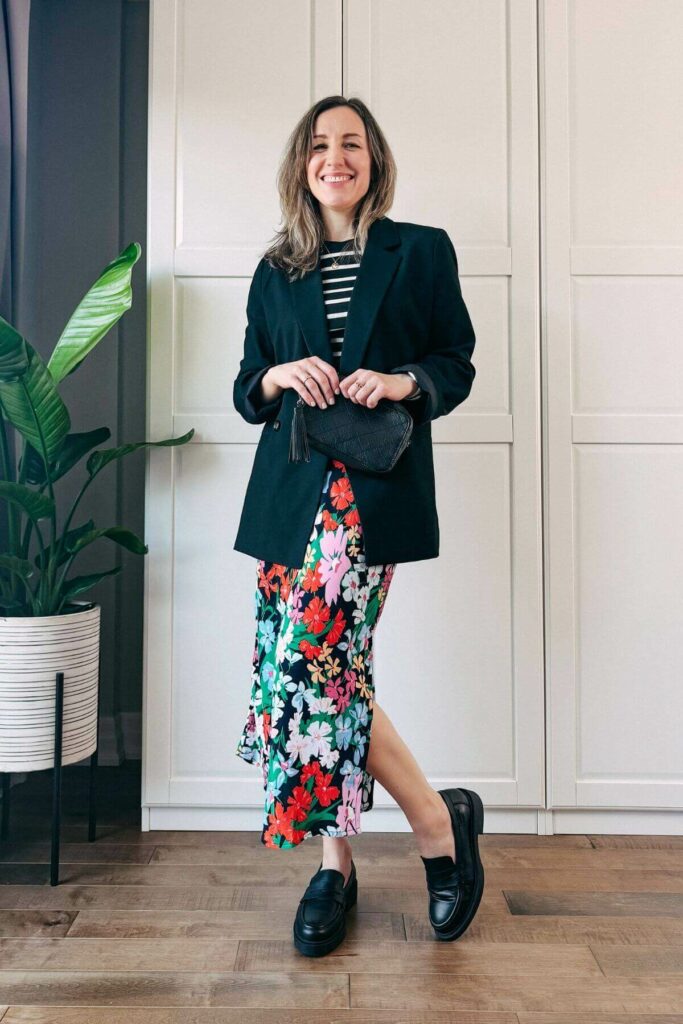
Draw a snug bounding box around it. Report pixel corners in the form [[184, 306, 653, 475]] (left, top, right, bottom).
[[363, 700, 456, 860], [321, 699, 455, 879]]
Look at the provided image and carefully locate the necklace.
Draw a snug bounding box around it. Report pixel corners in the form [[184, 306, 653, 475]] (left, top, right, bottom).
[[321, 237, 356, 271]]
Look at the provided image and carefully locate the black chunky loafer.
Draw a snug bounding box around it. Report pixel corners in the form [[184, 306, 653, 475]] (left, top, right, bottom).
[[420, 787, 485, 941], [293, 859, 357, 957]]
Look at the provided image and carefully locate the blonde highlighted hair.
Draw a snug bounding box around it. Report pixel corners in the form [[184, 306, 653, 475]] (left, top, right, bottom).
[[263, 95, 397, 280]]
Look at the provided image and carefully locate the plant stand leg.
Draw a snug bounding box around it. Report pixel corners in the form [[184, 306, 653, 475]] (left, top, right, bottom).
[[51, 671, 64, 887], [1, 773, 9, 840]]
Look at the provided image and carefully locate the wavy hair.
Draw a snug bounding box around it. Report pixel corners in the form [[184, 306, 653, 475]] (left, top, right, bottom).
[[262, 96, 397, 280]]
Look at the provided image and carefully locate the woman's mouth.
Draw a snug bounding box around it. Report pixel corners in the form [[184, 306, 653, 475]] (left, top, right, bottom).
[[321, 174, 354, 187]]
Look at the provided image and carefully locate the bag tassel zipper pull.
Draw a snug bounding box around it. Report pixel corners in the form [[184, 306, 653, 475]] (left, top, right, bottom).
[[289, 396, 310, 463]]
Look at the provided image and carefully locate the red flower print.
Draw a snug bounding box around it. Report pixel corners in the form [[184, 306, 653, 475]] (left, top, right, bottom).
[[265, 800, 289, 839], [262, 710, 271, 744], [313, 772, 341, 807], [279, 572, 294, 603], [257, 562, 280, 599], [263, 800, 307, 846], [282, 820, 307, 845], [301, 761, 322, 783], [299, 638, 323, 659], [327, 609, 346, 645], [322, 509, 342, 531], [330, 474, 354, 510], [344, 507, 360, 527], [301, 563, 323, 592], [303, 595, 331, 635], [287, 784, 314, 822]]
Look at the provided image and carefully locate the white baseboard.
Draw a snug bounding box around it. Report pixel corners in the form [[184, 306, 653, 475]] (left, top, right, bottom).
[[141, 804, 683, 836]]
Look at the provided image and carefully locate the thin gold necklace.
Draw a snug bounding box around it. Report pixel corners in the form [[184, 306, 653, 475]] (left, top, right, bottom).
[[321, 237, 356, 271]]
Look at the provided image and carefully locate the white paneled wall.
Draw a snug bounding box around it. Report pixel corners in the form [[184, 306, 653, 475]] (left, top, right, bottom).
[[142, 0, 683, 836], [541, 0, 683, 827]]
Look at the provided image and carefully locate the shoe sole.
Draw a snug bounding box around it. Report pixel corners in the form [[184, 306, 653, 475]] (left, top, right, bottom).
[[433, 788, 485, 942], [292, 875, 358, 957]]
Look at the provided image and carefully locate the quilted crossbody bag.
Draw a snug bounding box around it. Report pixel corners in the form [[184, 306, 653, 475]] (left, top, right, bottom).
[[288, 393, 413, 474]]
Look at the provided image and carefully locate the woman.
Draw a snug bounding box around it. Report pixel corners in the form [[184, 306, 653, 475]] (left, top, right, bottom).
[[233, 95, 483, 957]]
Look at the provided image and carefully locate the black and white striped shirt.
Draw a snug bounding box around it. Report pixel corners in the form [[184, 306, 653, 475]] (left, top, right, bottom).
[[319, 238, 422, 399], [319, 239, 358, 372]]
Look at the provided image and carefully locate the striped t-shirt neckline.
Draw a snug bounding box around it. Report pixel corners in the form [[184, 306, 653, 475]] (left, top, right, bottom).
[[319, 238, 360, 370]]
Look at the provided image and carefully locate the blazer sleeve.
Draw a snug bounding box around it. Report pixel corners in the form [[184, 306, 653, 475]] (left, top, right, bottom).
[[233, 257, 284, 425], [390, 228, 476, 426]]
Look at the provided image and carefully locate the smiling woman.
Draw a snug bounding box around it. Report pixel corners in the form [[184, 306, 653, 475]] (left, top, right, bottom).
[[232, 94, 481, 958]]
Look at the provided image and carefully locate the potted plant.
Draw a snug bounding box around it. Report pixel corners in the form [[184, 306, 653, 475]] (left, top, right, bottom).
[[0, 242, 192, 792]]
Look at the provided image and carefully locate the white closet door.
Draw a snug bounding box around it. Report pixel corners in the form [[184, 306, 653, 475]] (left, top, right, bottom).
[[542, 0, 683, 818], [143, 0, 342, 824], [344, 0, 545, 828], [144, 0, 545, 833]]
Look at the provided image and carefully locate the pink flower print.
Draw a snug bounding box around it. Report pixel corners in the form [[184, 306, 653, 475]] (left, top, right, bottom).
[[343, 667, 357, 702], [336, 771, 363, 834], [325, 676, 352, 712], [318, 525, 352, 607], [287, 584, 305, 624]]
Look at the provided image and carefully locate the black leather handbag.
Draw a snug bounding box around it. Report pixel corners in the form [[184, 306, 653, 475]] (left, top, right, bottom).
[[288, 393, 413, 473]]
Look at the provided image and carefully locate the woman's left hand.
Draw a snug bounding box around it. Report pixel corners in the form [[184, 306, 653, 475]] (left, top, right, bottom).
[[339, 369, 415, 408]]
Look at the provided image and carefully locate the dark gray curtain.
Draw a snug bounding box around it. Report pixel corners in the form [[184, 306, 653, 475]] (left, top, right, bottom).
[[0, 0, 30, 321], [0, 0, 31, 547], [0, 1, 149, 757]]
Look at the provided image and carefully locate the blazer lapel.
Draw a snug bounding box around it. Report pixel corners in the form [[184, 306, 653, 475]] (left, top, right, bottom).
[[288, 215, 402, 377]]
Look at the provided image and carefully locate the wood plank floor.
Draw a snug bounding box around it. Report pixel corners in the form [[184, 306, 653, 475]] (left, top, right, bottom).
[[0, 762, 681, 1022]]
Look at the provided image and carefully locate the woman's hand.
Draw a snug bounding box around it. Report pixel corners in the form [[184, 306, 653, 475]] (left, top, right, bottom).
[[340, 369, 416, 408], [262, 357, 341, 409]]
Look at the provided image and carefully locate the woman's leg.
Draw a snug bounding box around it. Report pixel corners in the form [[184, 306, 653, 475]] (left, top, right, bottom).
[[364, 701, 456, 860], [321, 700, 456, 877]]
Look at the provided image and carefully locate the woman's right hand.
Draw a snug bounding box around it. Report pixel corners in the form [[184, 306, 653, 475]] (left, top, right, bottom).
[[263, 358, 341, 409]]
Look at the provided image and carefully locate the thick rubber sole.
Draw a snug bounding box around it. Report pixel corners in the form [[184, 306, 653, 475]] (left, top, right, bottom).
[[292, 875, 358, 957], [434, 787, 485, 942]]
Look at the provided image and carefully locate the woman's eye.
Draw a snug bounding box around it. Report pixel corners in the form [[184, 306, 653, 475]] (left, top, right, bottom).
[[313, 143, 359, 151]]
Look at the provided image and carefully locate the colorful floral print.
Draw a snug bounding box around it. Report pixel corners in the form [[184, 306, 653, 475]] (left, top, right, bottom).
[[236, 458, 396, 848]]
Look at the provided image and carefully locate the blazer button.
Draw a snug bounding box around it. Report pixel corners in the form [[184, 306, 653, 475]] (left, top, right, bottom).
[[272, 419, 281, 430]]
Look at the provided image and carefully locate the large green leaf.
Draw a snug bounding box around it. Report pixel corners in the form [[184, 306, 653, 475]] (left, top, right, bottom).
[[48, 242, 142, 383], [65, 525, 148, 557], [0, 344, 70, 462], [87, 429, 195, 477], [35, 520, 95, 569], [61, 565, 122, 600], [21, 428, 111, 486], [0, 316, 30, 381], [0, 554, 34, 581], [0, 481, 55, 523]]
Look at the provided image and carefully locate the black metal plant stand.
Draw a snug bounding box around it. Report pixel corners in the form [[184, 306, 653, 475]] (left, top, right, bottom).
[[0, 644, 102, 886]]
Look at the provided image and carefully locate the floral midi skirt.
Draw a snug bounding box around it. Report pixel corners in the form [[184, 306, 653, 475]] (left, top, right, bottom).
[[235, 458, 396, 849]]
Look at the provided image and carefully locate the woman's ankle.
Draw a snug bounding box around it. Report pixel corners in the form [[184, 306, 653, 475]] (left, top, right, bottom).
[[321, 837, 354, 883], [412, 789, 456, 862]]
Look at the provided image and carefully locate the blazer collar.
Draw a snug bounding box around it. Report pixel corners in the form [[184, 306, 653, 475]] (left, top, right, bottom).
[[288, 214, 402, 377]]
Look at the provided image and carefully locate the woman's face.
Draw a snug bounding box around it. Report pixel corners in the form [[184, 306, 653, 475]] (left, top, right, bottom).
[[306, 107, 371, 217]]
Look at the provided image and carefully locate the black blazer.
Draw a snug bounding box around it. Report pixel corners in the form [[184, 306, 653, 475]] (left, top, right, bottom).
[[232, 215, 476, 568]]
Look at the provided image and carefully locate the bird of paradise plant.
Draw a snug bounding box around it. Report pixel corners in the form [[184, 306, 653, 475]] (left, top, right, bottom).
[[0, 242, 193, 616]]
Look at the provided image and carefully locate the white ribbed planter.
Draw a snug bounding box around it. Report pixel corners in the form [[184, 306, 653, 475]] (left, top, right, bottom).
[[0, 602, 101, 773]]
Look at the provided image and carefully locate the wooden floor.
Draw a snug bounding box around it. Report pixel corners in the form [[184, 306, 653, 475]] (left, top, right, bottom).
[[0, 762, 682, 1022]]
